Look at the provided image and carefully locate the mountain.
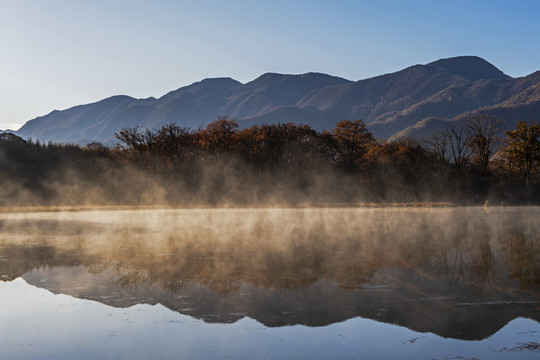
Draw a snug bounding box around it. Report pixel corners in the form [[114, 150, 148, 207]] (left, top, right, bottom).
[[15, 56, 540, 143], [392, 70, 540, 139], [18, 73, 349, 144], [22, 265, 540, 340]]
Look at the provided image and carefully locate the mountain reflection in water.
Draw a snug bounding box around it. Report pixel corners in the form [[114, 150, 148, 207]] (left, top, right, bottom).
[[0, 207, 539, 341]]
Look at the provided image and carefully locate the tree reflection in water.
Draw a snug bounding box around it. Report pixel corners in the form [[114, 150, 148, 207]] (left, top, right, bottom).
[[506, 232, 540, 290], [0, 206, 539, 339]]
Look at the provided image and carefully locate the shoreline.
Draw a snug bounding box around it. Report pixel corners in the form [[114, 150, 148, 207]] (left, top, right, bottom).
[[0, 202, 465, 213]]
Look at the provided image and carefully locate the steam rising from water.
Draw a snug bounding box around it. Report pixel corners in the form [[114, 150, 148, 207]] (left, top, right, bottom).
[[0, 205, 539, 346], [1, 206, 539, 292]]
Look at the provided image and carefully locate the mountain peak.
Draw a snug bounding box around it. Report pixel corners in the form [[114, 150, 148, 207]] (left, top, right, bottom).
[[426, 56, 510, 79], [244, 72, 349, 92], [161, 77, 241, 100], [184, 77, 242, 93]]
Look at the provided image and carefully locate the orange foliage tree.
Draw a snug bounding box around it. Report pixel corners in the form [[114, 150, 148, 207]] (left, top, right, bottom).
[[198, 116, 239, 154], [321, 119, 376, 173]]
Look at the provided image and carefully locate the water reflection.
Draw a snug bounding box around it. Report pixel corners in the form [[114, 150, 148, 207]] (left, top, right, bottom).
[[0, 207, 539, 341]]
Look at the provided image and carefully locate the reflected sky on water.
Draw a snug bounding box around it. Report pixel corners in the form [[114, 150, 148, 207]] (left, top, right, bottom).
[[0, 207, 539, 359]]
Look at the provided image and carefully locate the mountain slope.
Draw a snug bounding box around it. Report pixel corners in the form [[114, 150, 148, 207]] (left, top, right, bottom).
[[17, 73, 350, 143], [222, 72, 350, 119], [15, 56, 540, 143], [392, 70, 540, 140], [297, 56, 516, 137]]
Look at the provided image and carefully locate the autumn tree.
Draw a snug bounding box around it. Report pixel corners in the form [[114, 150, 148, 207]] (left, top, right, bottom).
[[322, 119, 376, 173], [259, 123, 300, 171], [114, 126, 151, 172], [84, 141, 110, 157], [199, 116, 239, 154], [236, 126, 263, 170], [374, 139, 437, 201], [502, 121, 540, 195], [153, 123, 193, 171], [261, 123, 318, 171]]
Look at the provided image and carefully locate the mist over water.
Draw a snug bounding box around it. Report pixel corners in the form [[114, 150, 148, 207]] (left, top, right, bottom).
[[0, 206, 539, 358], [1, 206, 539, 290]]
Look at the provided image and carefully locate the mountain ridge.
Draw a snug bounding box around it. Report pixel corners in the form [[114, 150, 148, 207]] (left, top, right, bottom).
[[15, 56, 540, 143], [426, 56, 510, 79]]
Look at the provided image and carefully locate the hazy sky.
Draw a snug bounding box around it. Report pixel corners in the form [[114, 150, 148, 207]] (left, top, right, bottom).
[[1, 0, 539, 130]]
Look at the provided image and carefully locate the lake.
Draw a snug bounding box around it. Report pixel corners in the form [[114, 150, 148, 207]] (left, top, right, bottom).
[[0, 206, 539, 359]]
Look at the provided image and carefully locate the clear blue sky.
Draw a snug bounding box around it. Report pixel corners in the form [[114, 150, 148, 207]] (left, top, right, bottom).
[[1, 0, 539, 130]]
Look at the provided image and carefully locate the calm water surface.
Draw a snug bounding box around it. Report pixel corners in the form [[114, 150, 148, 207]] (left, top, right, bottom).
[[0, 207, 539, 359]]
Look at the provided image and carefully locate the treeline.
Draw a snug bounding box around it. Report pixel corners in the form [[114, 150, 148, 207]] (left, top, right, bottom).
[[0, 116, 538, 206]]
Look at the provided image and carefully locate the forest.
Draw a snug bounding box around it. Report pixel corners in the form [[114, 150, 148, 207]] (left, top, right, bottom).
[[0, 116, 538, 206]]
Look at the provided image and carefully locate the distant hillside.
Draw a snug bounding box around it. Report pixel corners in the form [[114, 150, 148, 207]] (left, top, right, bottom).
[[392, 71, 540, 140], [16, 56, 540, 143]]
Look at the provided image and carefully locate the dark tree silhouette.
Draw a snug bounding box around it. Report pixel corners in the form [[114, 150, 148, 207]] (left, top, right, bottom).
[[466, 115, 503, 175], [446, 125, 471, 191]]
